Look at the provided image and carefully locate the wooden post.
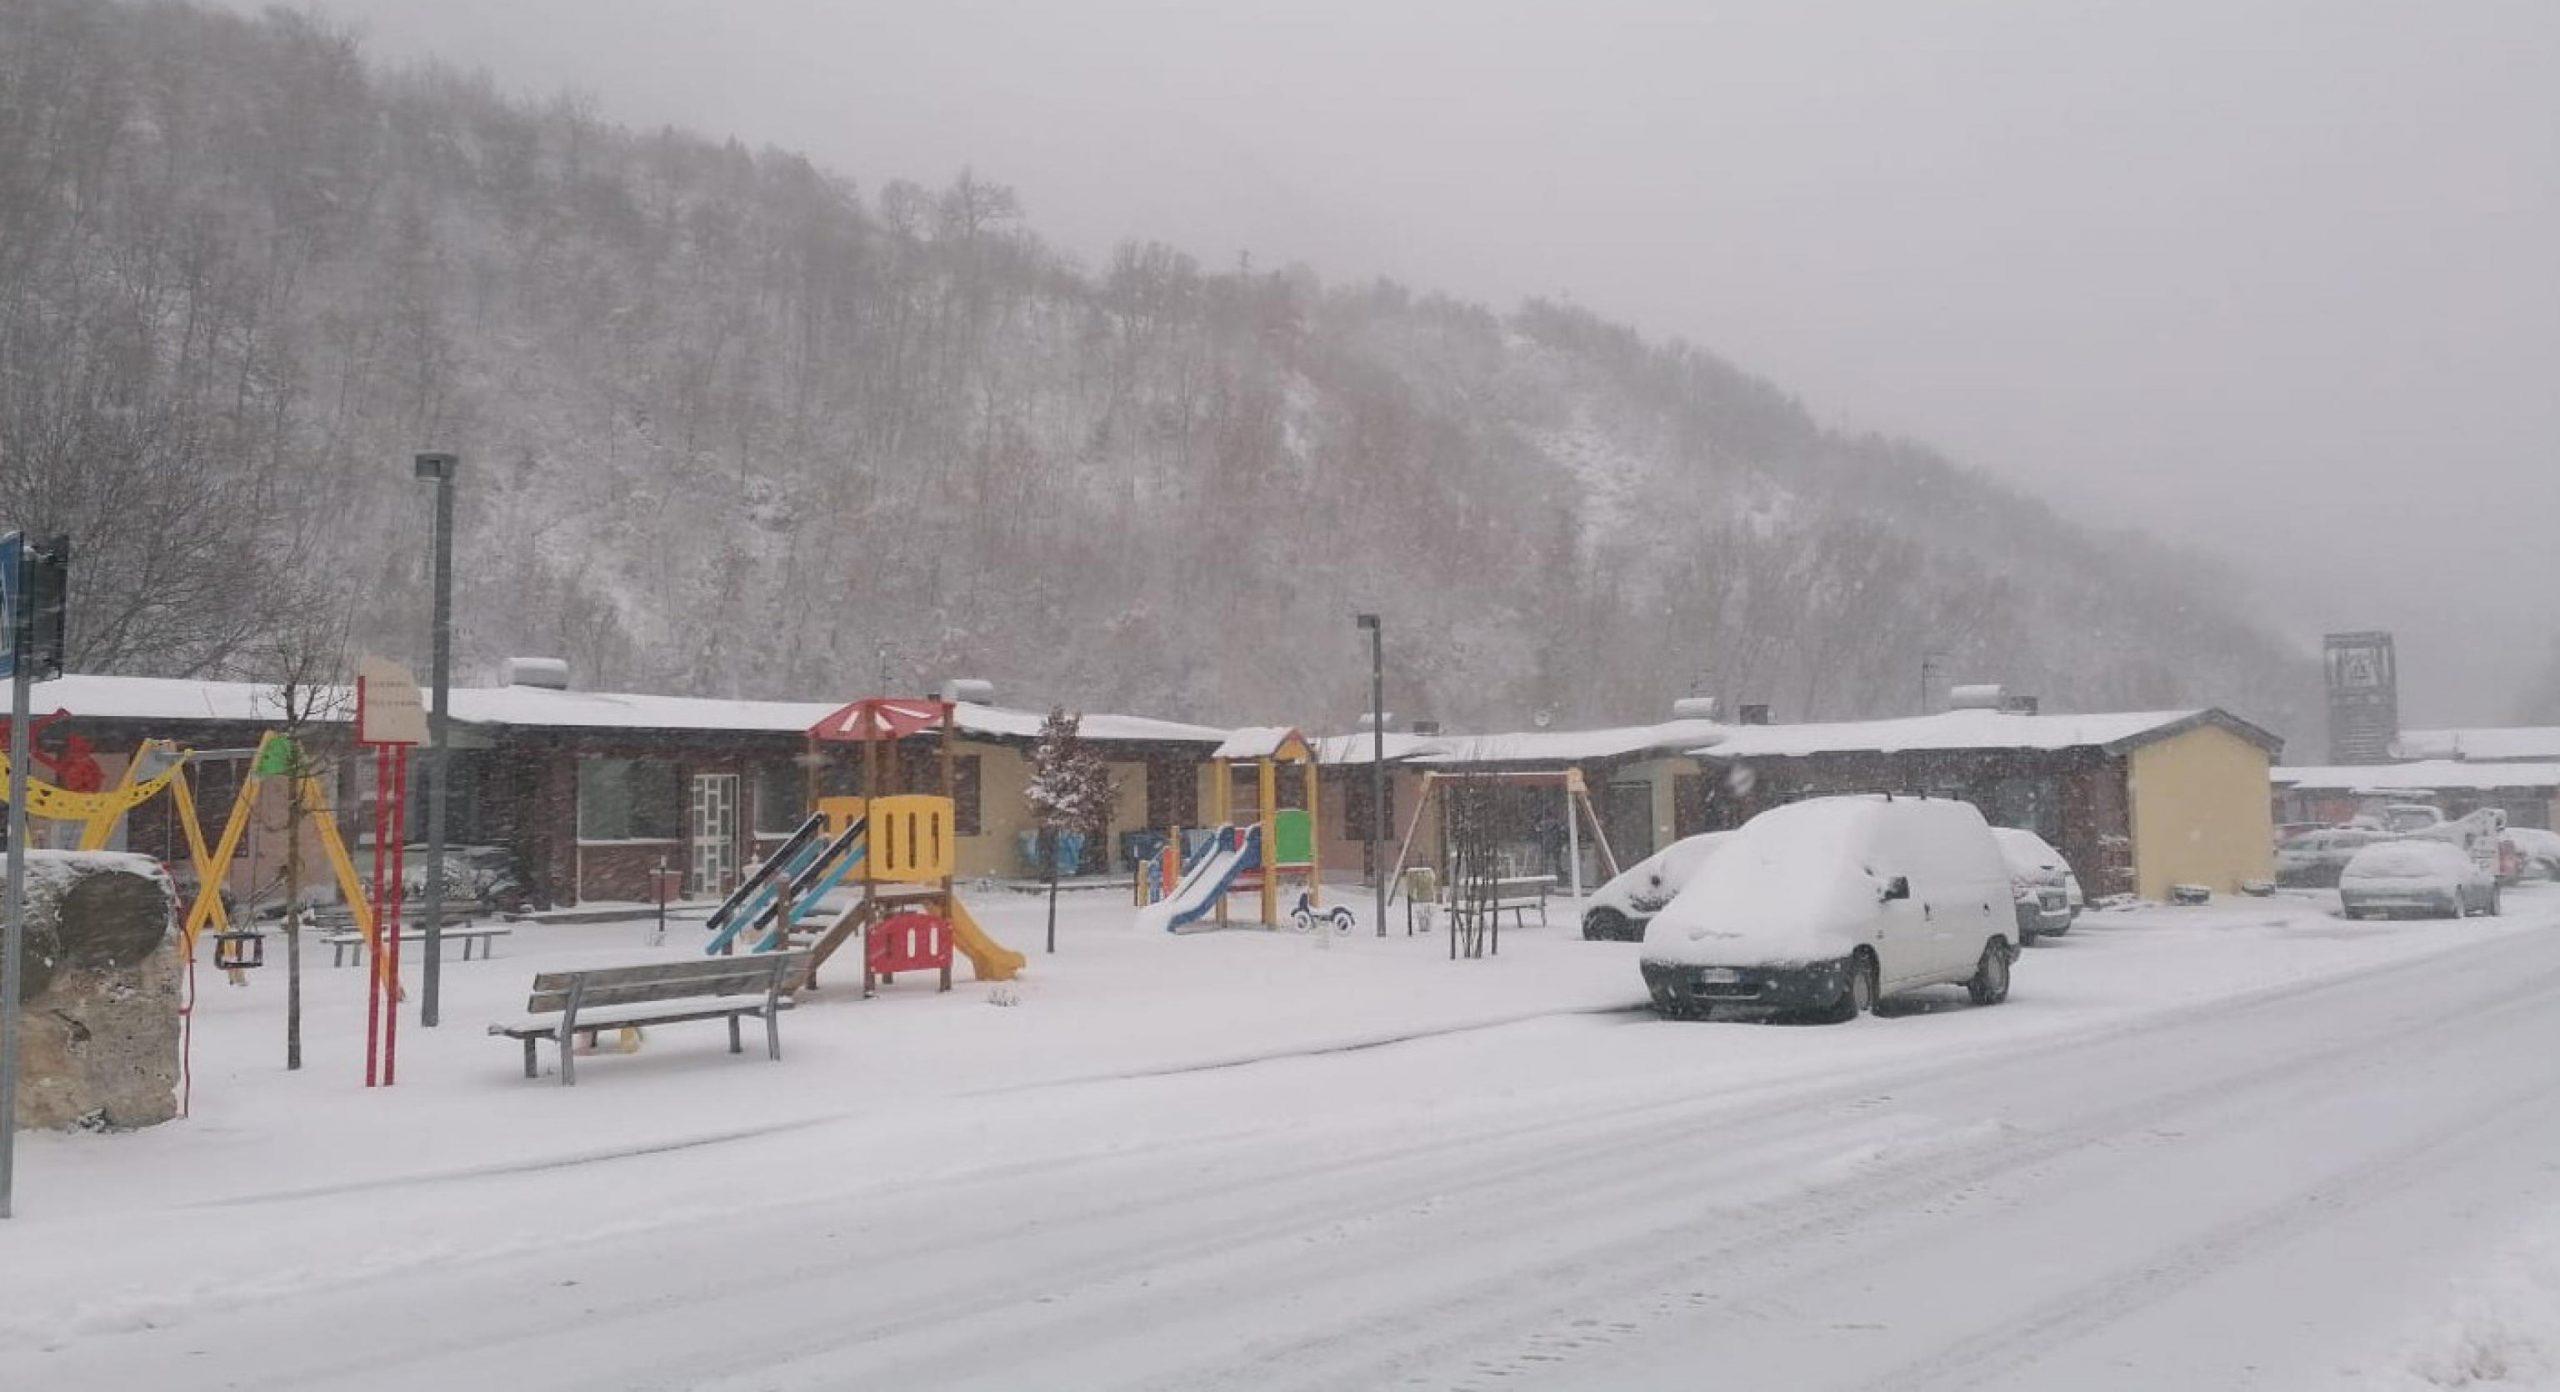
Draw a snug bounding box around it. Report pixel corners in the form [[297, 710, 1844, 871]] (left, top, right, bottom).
[[1258, 755, 1278, 927], [1303, 754, 1321, 910]]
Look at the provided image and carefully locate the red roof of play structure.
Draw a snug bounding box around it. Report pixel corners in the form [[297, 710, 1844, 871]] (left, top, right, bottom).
[[806, 697, 950, 742]]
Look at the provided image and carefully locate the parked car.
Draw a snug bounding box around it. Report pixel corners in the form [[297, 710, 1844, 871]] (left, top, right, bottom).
[[1990, 827, 2080, 946], [1581, 832, 1733, 941], [2276, 826, 2386, 888], [2337, 839, 2499, 919], [1640, 795, 2016, 1022], [2505, 827, 2560, 882]]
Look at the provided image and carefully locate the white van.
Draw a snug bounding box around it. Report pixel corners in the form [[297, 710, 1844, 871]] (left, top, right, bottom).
[[1640, 795, 2016, 1021]]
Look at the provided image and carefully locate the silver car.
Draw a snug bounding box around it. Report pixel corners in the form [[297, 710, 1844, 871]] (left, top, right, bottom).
[[2337, 839, 2499, 919]]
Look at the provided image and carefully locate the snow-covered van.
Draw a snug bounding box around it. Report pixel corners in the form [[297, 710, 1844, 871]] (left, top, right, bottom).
[[1580, 832, 1733, 941], [1640, 795, 2017, 1021]]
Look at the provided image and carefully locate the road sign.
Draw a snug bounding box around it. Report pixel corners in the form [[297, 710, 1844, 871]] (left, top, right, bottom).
[[0, 532, 19, 680], [356, 655, 429, 746]]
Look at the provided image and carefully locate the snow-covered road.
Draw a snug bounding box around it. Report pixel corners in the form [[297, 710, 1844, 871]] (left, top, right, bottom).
[[9, 890, 2560, 1389]]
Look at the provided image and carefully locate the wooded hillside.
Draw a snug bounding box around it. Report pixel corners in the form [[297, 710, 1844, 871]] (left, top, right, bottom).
[[0, 0, 2314, 736]]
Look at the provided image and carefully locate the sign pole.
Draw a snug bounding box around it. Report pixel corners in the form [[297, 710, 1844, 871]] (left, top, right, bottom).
[[1, 533, 31, 1217], [413, 454, 456, 1027]]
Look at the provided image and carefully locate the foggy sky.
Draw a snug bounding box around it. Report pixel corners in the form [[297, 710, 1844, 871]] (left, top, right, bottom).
[[265, 0, 2559, 724]]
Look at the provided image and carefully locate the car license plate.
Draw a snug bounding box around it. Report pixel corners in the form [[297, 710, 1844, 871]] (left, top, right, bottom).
[[1694, 968, 1742, 984]]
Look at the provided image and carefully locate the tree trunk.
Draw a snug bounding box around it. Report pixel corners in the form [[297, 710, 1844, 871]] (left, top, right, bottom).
[[1043, 824, 1059, 955], [284, 776, 304, 1071]]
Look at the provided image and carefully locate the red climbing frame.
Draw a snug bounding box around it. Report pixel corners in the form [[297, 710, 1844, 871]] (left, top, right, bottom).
[[865, 910, 953, 995]]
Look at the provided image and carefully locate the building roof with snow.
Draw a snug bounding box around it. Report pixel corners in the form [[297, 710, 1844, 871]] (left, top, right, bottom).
[[1315, 718, 1727, 767], [1688, 707, 2282, 761], [2271, 760, 2560, 793], [2392, 727, 2560, 764], [29, 674, 1232, 747]]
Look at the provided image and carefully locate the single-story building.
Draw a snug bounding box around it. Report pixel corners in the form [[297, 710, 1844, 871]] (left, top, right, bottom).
[[1689, 707, 2285, 901], [2393, 727, 2560, 764], [28, 669, 1232, 908], [2272, 760, 2560, 832]]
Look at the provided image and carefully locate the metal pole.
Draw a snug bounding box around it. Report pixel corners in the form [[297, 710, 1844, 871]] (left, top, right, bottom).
[[416, 454, 456, 1027], [1358, 614, 1386, 938], [1, 543, 31, 1217]]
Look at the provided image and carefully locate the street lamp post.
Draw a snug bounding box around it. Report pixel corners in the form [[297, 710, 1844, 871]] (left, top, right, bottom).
[[413, 453, 456, 1027], [1356, 613, 1385, 938]]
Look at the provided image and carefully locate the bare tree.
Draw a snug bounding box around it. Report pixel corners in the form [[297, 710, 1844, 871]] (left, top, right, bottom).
[[243, 597, 353, 1071]]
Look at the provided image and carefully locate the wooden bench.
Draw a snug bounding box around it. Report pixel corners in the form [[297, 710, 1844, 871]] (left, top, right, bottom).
[[488, 952, 809, 1086], [1447, 874, 1556, 929], [328, 923, 509, 968]]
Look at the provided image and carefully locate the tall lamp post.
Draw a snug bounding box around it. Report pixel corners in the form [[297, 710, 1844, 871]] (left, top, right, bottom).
[[414, 453, 456, 1027], [1355, 613, 1385, 938]]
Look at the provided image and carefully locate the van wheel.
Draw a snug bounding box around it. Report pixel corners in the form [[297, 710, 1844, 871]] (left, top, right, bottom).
[[1825, 951, 1878, 1023], [1583, 908, 1631, 942], [1966, 940, 2012, 1006]]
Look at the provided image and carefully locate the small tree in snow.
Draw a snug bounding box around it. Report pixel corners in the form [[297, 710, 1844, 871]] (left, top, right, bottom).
[[1026, 708, 1114, 955]]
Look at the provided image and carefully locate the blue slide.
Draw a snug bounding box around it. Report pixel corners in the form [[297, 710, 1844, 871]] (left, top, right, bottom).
[[1139, 823, 1260, 934]]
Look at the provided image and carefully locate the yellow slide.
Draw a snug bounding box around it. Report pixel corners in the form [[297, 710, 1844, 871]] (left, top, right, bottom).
[[946, 897, 1026, 982]]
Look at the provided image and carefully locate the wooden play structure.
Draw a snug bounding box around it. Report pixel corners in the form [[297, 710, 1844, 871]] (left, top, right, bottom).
[[1138, 726, 1331, 932], [1384, 768, 1621, 908], [700, 697, 1023, 992]]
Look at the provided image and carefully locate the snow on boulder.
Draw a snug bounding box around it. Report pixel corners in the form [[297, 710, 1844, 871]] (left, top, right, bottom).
[[7, 849, 180, 1131]]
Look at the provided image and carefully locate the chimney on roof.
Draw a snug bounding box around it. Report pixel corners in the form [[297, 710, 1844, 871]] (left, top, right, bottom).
[[938, 677, 995, 705], [1356, 711, 1397, 732], [504, 657, 570, 690], [1947, 683, 2005, 711], [1739, 703, 1772, 726], [1671, 695, 1720, 721]]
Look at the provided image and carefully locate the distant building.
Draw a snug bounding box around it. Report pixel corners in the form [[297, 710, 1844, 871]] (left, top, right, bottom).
[[2323, 631, 2399, 765]]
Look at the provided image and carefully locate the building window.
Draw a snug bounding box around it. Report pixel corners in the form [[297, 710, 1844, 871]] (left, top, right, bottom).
[[755, 759, 809, 836], [577, 758, 682, 841]]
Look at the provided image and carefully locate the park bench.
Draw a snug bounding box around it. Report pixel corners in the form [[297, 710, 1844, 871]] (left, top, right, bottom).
[[1448, 874, 1556, 929], [327, 923, 509, 967], [488, 952, 809, 1086]]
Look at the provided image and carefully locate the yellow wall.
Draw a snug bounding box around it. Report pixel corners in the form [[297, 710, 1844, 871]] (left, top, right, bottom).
[[951, 740, 1216, 880], [2127, 724, 2276, 900]]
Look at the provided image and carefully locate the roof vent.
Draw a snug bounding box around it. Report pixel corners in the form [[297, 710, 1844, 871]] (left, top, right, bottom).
[[1947, 683, 2006, 711], [1356, 711, 1397, 732], [938, 678, 995, 705], [1671, 695, 1720, 721], [1739, 703, 1772, 726], [504, 657, 570, 690]]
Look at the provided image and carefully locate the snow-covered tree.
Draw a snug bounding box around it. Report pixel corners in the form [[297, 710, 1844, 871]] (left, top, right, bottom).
[[1026, 707, 1114, 954]]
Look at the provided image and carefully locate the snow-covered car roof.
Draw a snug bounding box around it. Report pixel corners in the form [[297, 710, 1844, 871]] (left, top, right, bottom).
[[1989, 826, 2069, 879], [2340, 839, 2478, 880]]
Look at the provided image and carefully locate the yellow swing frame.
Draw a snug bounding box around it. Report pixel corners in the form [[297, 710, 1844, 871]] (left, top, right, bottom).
[[180, 731, 378, 962]]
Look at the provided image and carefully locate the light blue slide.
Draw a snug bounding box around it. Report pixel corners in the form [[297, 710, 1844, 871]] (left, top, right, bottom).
[[1140, 823, 1260, 934]]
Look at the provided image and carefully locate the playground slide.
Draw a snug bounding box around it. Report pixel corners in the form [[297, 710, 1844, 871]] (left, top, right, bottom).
[[1138, 824, 1259, 934], [703, 812, 824, 940], [705, 818, 868, 956], [945, 897, 1025, 982]]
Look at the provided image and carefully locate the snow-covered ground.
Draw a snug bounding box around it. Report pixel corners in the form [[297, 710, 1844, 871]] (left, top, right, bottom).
[[8, 883, 2560, 1389]]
